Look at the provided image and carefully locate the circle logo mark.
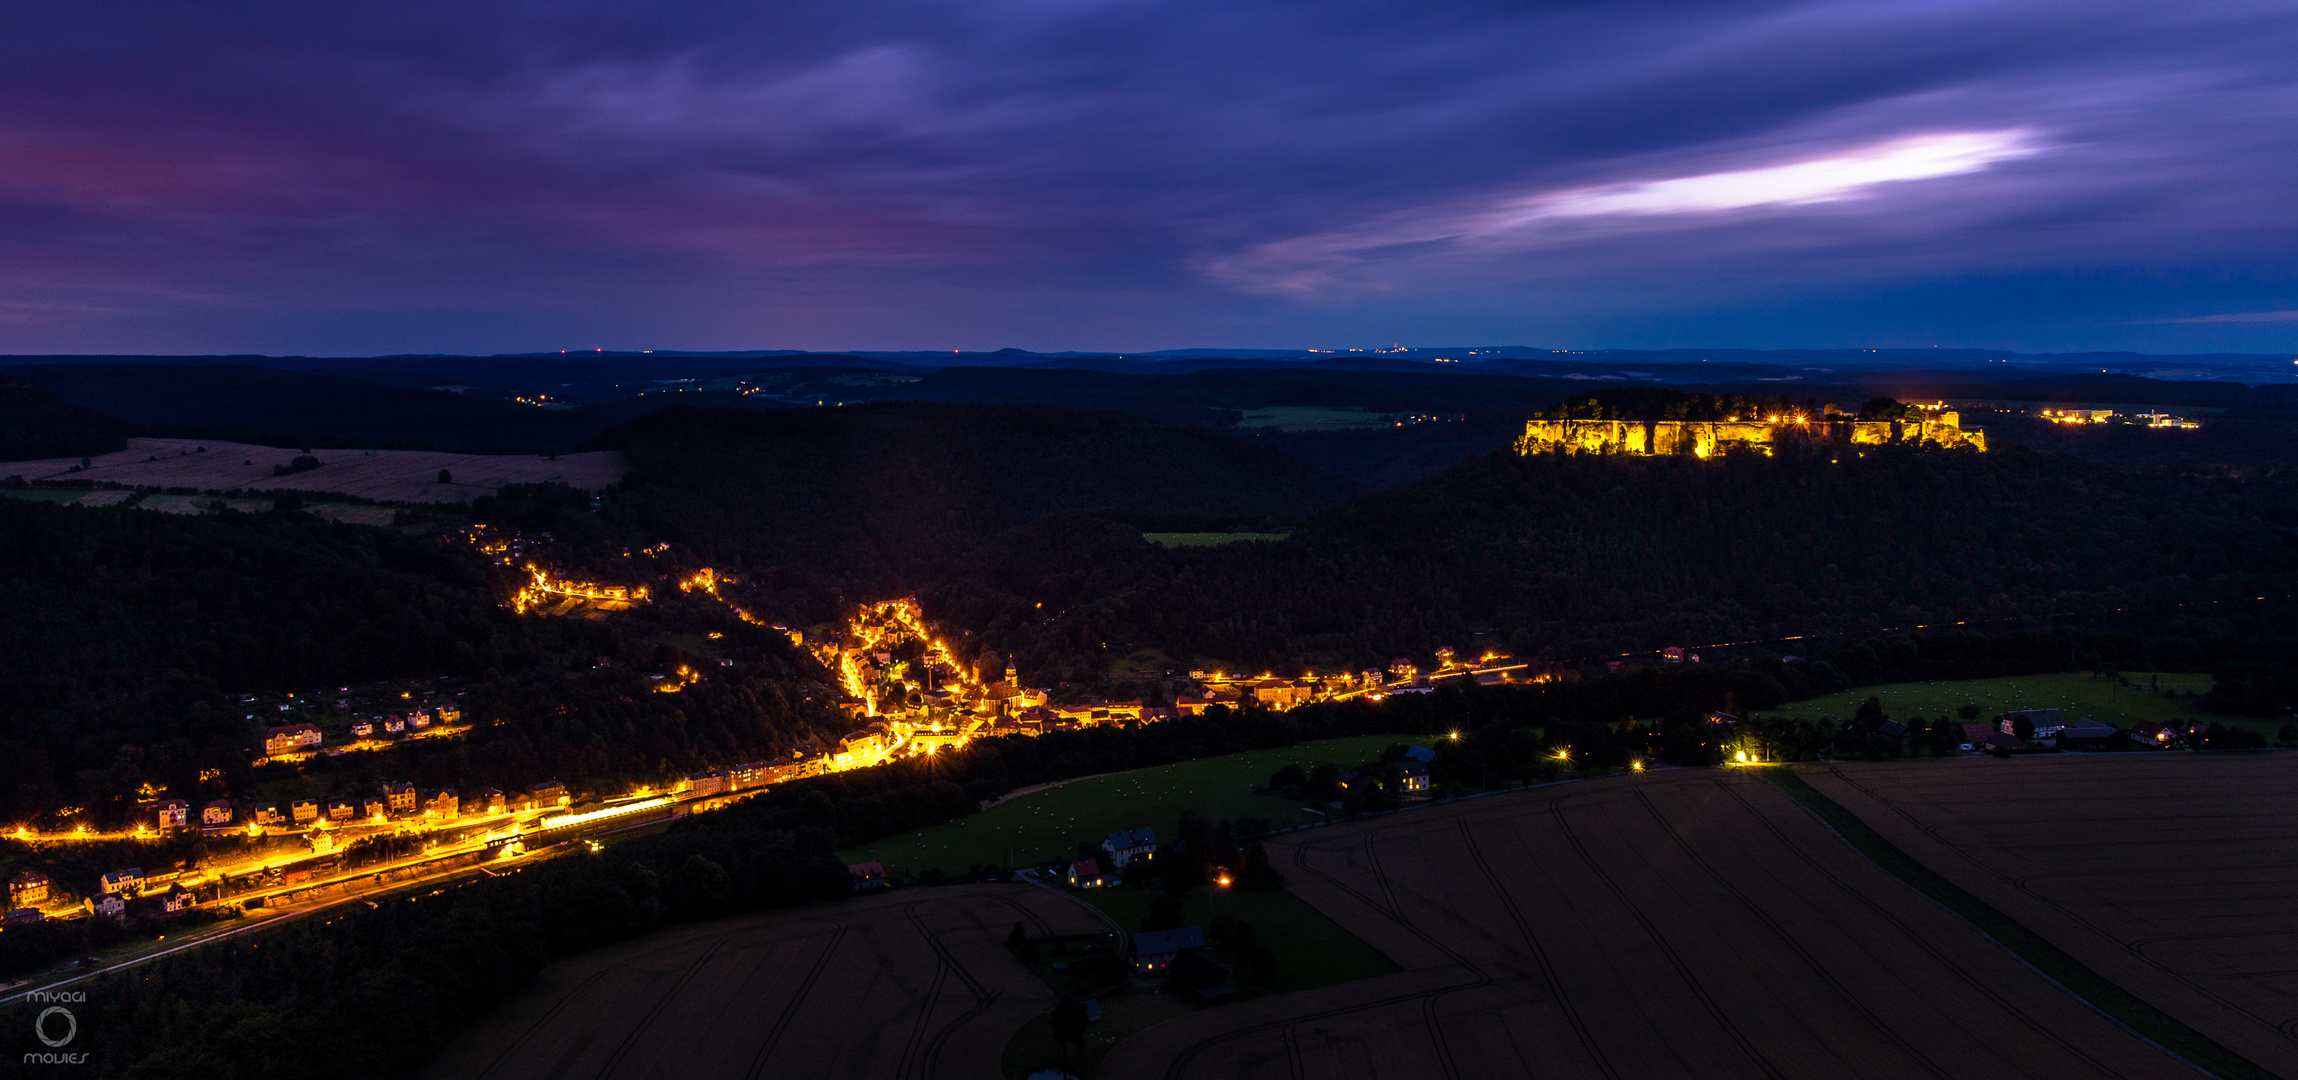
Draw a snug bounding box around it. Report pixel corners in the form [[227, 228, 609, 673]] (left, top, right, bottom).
[[35, 1005, 77, 1047]]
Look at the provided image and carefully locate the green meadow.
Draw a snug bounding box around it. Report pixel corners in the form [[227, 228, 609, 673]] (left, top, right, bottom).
[[1763, 671, 2273, 735], [1231, 405, 1395, 431], [838, 734, 1406, 875], [1140, 532, 1290, 547]]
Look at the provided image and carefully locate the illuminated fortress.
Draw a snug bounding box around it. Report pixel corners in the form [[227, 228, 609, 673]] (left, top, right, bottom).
[[1516, 405, 1984, 457]]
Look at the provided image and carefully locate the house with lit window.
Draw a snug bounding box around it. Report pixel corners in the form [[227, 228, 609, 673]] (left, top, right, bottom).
[[1066, 859, 1106, 889], [686, 770, 727, 797], [1128, 926, 1206, 975], [848, 861, 887, 893], [528, 780, 569, 807], [264, 722, 322, 757], [1101, 827, 1158, 869], [350, 719, 374, 738], [291, 799, 320, 825], [327, 798, 357, 821], [361, 794, 389, 819], [255, 803, 284, 826], [202, 800, 234, 826], [424, 789, 460, 819], [475, 788, 506, 815], [7, 870, 49, 908], [100, 867, 142, 895], [156, 798, 189, 828], [1392, 761, 1431, 793], [381, 781, 418, 814]]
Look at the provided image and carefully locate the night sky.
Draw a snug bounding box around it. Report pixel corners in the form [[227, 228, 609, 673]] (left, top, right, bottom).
[[5, 1, 2296, 355]]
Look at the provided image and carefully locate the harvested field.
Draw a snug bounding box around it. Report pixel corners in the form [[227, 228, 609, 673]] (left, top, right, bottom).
[[1102, 769, 2199, 1080], [423, 883, 1105, 1080], [1802, 754, 2298, 1077], [6, 436, 626, 503]]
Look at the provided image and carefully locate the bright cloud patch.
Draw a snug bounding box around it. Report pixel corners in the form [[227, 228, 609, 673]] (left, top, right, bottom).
[[1489, 131, 2038, 227], [1215, 131, 2044, 294]]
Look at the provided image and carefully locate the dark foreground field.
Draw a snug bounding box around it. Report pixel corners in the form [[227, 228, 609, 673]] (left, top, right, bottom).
[[423, 884, 1104, 1080], [1102, 769, 2199, 1080], [1803, 753, 2298, 1078]]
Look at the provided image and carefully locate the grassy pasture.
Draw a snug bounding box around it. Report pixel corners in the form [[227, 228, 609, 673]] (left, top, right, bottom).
[[3, 436, 626, 504], [1231, 405, 1394, 431], [837, 734, 1403, 876], [0, 487, 92, 503], [1763, 670, 2274, 735], [1140, 532, 1289, 547]]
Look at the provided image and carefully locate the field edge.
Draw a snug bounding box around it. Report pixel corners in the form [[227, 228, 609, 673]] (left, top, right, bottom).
[[1768, 766, 2271, 1080]]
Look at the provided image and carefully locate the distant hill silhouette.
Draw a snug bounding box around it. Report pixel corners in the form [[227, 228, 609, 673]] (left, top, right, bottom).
[[0, 375, 129, 462]]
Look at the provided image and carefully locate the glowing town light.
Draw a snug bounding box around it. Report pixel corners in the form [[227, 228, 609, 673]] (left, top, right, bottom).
[[1736, 750, 1750, 763], [536, 797, 672, 832]]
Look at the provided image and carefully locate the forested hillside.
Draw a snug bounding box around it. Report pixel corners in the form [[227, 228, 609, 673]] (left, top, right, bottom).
[[6, 364, 609, 452], [582, 402, 1355, 596], [0, 375, 129, 462], [914, 442, 2298, 678], [0, 499, 838, 826]]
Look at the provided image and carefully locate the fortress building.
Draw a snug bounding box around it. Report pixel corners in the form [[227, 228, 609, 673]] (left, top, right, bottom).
[[1516, 405, 1984, 457]]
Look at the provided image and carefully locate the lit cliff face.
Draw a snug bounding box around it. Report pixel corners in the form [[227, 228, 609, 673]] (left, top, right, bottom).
[[1516, 413, 1984, 456]]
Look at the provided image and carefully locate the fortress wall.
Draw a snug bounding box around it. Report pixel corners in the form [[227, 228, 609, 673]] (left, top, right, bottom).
[[1519, 415, 1984, 457]]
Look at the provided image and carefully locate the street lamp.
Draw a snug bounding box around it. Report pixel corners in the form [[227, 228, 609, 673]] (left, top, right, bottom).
[[1212, 867, 1231, 921]]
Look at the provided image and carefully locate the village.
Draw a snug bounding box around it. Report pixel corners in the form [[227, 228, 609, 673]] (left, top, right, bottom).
[[1, 558, 1558, 951]]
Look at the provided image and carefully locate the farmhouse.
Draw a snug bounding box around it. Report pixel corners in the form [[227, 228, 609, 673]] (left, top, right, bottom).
[[1067, 859, 1106, 889], [2132, 721, 2178, 748], [1393, 761, 1431, 793], [1101, 827, 1158, 868], [1129, 926, 1207, 975], [848, 862, 887, 893], [2058, 718, 2123, 748], [2005, 708, 2068, 739]]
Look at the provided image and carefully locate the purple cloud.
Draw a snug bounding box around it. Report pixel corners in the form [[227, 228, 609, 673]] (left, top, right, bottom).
[[0, 0, 2292, 352]]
